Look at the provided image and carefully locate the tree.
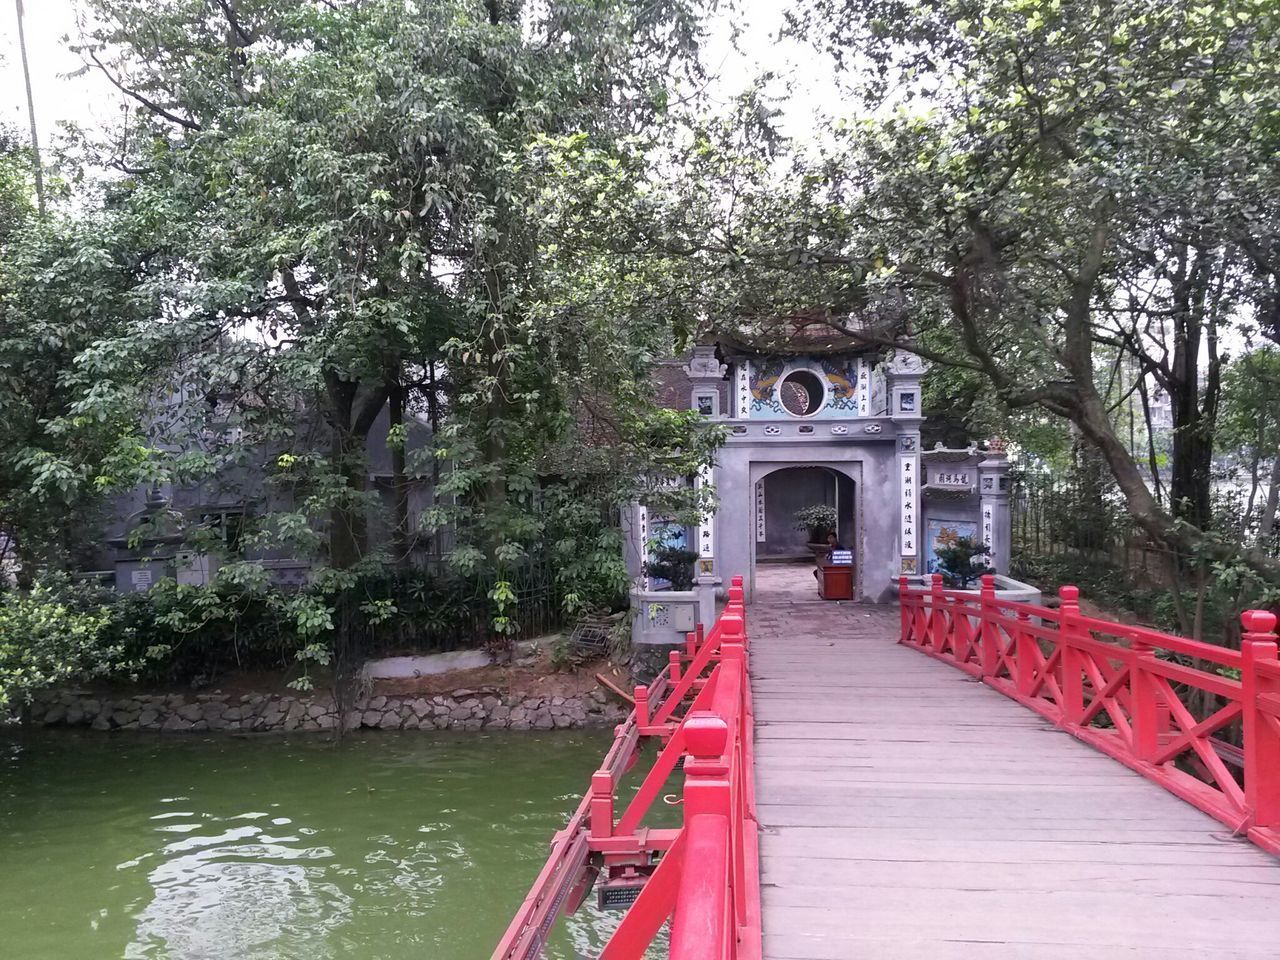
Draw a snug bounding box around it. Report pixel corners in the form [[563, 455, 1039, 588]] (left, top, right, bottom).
[[0, 131, 159, 580], [746, 0, 1280, 583]]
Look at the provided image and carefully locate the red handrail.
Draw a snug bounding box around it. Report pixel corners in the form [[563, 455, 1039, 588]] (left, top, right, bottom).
[[899, 573, 1280, 854], [493, 576, 761, 960]]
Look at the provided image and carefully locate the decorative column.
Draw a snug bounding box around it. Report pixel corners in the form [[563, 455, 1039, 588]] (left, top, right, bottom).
[[887, 346, 927, 575], [979, 439, 1012, 574]]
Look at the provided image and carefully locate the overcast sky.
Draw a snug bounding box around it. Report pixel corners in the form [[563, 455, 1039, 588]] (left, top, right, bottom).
[[1, 1, 842, 153]]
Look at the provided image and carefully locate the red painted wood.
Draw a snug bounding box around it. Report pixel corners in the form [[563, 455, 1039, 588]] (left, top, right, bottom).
[[898, 578, 1280, 853], [493, 578, 761, 960]]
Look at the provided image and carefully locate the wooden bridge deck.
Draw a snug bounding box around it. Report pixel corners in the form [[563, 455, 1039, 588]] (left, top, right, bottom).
[[749, 565, 1280, 960]]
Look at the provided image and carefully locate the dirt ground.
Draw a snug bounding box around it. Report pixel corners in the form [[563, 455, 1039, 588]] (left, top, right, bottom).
[[370, 654, 629, 700]]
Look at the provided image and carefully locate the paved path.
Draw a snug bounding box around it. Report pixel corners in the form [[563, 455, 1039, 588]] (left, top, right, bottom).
[[749, 564, 1280, 960]]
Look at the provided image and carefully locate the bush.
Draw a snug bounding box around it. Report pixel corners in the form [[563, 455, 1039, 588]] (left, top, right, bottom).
[[793, 504, 838, 540], [0, 579, 140, 710], [644, 546, 698, 591], [935, 537, 993, 589]]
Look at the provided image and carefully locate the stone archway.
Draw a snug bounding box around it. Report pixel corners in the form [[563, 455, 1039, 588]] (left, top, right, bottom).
[[750, 462, 859, 599]]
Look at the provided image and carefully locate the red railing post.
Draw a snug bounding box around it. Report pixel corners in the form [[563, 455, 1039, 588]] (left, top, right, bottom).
[[1130, 635, 1162, 763], [670, 712, 731, 960], [979, 574, 999, 677], [590, 770, 614, 839], [898, 575, 911, 644], [1014, 608, 1036, 697], [686, 629, 699, 661], [929, 573, 945, 652], [1242, 610, 1280, 829], [1059, 586, 1085, 726], [669, 650, 682, 686], [635, 685, 650, 728]]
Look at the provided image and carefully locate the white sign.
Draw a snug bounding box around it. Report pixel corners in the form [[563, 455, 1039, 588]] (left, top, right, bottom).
[[857, 358, 869, 417], [900, 455, 919, 557], [829, 549, 853, 566], [130, 568, 153, 592], [736, 360, 752, 418], [930, 469, 973, 489], [755, 480, 767, 542], [696, 464, 715, 559], [982, 502, 994, 550], [637, 505, 650, 589]]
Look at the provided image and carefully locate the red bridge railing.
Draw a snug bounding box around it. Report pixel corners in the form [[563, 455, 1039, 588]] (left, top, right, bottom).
[[900, 573, 1280, 854], [493, 575, 760, 960]]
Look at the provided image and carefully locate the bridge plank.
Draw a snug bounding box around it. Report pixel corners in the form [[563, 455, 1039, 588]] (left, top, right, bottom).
[[749, 568, 1280, 960]]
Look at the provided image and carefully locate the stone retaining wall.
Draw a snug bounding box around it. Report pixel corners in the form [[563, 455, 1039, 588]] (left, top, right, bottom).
[[27, 687, 627, 734]]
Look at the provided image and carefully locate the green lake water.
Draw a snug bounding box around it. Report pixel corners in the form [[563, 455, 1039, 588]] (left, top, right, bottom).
[[0, 728, 640, 959]]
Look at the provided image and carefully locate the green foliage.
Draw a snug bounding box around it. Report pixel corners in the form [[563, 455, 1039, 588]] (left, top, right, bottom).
[[0, 579, 140, 711], [934, 537, 992, 590], [792, 504, 838, 539], [644, 546, 698, 592]]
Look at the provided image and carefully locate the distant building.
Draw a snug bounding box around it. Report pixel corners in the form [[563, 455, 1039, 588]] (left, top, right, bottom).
[[626, 327, 1010, 604], [83, 401, 441, 592]]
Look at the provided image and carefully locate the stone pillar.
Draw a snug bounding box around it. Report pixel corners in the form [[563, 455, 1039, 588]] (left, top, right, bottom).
[[979, 441, 1012, 574], [887, 346, 927, 575]]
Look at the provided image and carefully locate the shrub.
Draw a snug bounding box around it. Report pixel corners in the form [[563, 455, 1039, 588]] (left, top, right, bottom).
[[792, 504, 838, 541], [0, 579, 140, 710]]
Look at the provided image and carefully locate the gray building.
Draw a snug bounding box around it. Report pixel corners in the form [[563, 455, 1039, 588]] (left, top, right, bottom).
[[90, 402, 441, 592], [626, 334, 1011, 605]]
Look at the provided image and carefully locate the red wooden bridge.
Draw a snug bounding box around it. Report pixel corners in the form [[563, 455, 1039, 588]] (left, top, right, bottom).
[[493, 571, 1280, 959]]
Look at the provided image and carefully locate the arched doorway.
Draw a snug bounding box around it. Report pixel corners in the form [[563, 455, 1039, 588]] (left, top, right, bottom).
[[753, 465, 857, 597]]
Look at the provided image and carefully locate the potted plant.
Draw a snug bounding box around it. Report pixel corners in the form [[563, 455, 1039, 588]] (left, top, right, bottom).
[[643, 545, 698, 591], [793, 504, 839, 546], [934, 537, 993, 589]]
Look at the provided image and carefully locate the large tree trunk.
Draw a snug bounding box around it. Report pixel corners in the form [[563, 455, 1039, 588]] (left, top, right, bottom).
[[1260, 454, 1280, 549], [387, 379, 411, 570], [324, 374, 389, 570], [1072, 390, 1280, 583]]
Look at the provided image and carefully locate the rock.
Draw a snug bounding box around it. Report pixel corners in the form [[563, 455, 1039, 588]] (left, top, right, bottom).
[[307, 703, 328, 720], [402, 715, 420, 730], [161, 715, 191, 732], [552, 714, 572, 729], [481, 696, 500, 712], [81, 699, 101, 717], [92, 714, 112, 731], [343, 711, 362, 731], [531, 710, 554, 730], [138, 709, 160, 729], [43, 704, 67, 725], [380, 711, 400, 729], [484, 717, 509, 729], [551, 696, 565, 707], [449, 706, 470, 721], [177, 703, 204, 723], [65, 708, 84, 726], [463, 719, 483, 731], [202, 702, 226, 721], [361, 710, 382, 728], [112, 710, 136, 726], [510, 707, 527, 722], [510, 720, 531, 731], [410, 699, 430, 718], [369, 695, 387, 711], [491, 704, 510, 721]]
